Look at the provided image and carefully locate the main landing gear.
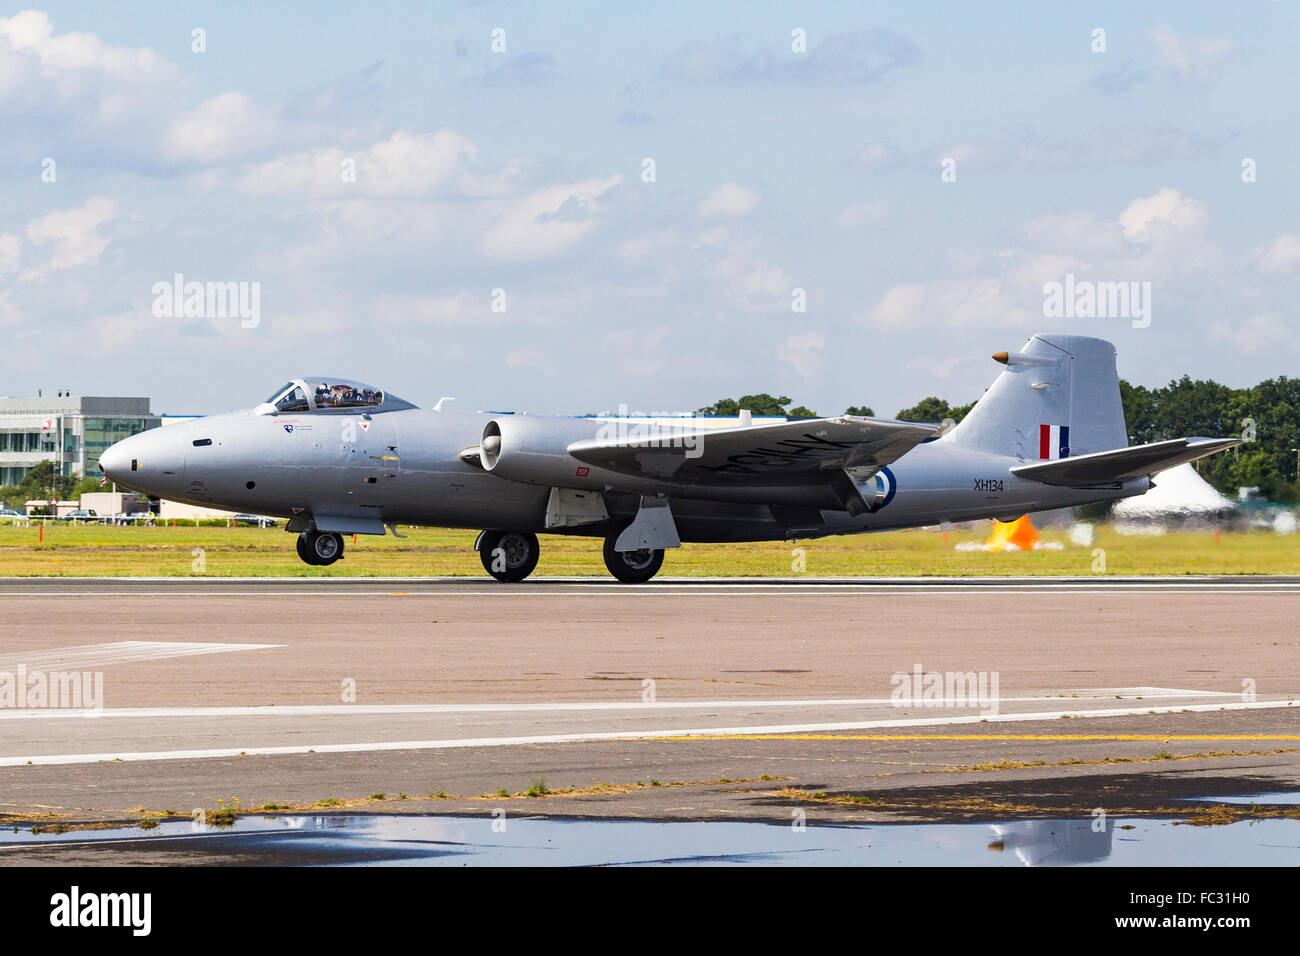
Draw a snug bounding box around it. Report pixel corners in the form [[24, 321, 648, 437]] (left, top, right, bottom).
[[297, 528, 345, 566], [474, 527, 666, 583], [602, 534, 664, 583], [477, 530, 541, 582]]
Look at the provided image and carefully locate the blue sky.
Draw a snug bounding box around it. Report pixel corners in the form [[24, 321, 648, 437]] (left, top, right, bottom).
[[2, 2, 1297, 415]]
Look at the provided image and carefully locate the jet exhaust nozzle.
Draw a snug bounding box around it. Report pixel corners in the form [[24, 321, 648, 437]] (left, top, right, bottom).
[[480, 424, 503, 470]]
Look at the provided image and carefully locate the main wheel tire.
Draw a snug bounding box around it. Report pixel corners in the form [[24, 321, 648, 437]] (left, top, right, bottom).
[[295, 533, 319, 565], [478, 530, 540, 582], [603, 533, 664, 583], [301, 529, 344, 566]]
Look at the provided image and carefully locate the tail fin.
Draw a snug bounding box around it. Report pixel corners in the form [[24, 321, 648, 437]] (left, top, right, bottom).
[[948, 334, 1128, 460]]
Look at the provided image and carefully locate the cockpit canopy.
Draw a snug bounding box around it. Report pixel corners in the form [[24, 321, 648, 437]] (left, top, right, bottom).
[[259, 378, 415, 414]]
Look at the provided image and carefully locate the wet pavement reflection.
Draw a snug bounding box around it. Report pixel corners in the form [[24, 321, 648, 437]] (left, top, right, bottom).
[[5, 805, 1300, 865]]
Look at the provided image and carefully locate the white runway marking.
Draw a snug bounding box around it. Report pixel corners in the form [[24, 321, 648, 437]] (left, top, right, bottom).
[[3, 698, 1292, 767], [0, 687, 1246, 721], [0, 641, 281, 672]]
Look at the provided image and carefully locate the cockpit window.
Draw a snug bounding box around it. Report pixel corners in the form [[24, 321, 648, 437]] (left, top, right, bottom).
[[260, 377, 414, 414], [309, 380, 384, 409], [274, 385, 309, 412], [265, 382, 297, 404]]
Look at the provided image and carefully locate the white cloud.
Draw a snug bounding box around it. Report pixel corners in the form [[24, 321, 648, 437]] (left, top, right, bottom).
[[776, 331, 825, 380], [864, 188, 1221, 331], [1258, 233, 1300, 274], [163, 92, 282, 164], [0, 233, 20, 275], [697, 181, 760, 219], [363, 291, 493, 327], [1148, 22, 1237, 81], [0, 10, 183, 165], [903, 354, 968, 380], [1005, 253, 1090, 291], [613, 235, 656, 264], [692, 227, 730, 248], [0, 10, 180, 119], [1210, 312, 1293, 355], [235, 130, 483, 197], [704, 240, 790, 310], [260, 308, 350, 338], [932, 125, 1220, 172], [0, 13, 314, 172], [742, 265, 790, 298], [479, 174, 622, 261], [0, 291, 25, 333], [505, 348, 546, 368], [834, 201, 887, 227], [1118, 187, 1208, 242], [867, 278, 1031, 328], [660, 30, 919, 87], [1023, 211, 1122, 254], [844, 143, 893, 169], [471, 52, 562, 89], [22, 197, 118, 279]]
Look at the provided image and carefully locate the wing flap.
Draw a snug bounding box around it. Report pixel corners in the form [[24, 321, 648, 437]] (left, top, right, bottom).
[[1010, 437, 1241, 487], [567, 416, 938, 485]]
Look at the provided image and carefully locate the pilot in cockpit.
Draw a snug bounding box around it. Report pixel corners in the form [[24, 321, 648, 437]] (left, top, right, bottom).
[[259, 378, 401, 415]]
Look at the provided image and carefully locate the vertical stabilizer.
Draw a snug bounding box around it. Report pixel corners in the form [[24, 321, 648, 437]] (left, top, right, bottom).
[[948, 334, 1128, 460]]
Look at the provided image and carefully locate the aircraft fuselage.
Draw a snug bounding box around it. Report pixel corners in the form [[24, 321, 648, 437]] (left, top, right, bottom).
[[101, 405, 1146, 544]]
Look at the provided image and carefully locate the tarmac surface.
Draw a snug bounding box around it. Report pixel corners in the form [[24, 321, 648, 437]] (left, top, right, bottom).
[[0, 576, 1297, 863]]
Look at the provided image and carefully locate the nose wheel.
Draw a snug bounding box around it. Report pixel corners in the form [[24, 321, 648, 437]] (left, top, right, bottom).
[[297, 529, 345, 566], [478, 530, 540, 582]]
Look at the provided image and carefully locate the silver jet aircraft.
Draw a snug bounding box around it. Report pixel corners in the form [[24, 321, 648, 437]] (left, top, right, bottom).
[[99, 334, 1239, 583]]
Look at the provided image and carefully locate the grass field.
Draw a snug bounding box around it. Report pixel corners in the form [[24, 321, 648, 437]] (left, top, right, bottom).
[[0, 522, 1296, 577]]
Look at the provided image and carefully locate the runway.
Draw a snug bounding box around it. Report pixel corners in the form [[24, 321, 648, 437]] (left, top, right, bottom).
[[3, 575, 1300, 595], [1, 575, 1297, 861]]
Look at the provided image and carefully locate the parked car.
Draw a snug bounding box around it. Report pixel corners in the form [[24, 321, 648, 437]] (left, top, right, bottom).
[[60, 509, 98, 522], [100, 512, 140, 524], [231, 514, 278, 528], [0, 508, 26, 521]]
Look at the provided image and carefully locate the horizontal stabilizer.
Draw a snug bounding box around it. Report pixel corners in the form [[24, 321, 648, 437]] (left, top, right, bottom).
[[1010, 437, 1241, 487], [568, 416, 936, 485]]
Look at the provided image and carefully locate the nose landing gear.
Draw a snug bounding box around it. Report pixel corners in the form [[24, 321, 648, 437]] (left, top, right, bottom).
[[297, 529, 345, 566]]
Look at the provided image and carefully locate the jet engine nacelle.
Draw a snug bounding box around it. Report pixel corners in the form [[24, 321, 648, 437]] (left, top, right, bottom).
[[480, 417, 596, 486]]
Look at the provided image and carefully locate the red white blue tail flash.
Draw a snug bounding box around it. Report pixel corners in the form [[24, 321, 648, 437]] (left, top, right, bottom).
[[1039, 424, 1069, 460]]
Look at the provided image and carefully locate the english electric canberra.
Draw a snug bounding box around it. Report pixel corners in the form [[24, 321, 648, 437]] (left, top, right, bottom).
[[100, 334, 1239, 583]]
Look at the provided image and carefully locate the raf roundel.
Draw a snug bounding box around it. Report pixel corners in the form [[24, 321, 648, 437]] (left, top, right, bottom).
[[874, 466, 897, 510]]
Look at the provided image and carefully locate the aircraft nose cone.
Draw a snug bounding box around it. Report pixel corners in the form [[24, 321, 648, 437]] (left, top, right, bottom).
[[98, 428, 186, 495], [98, 442, 127, 481]]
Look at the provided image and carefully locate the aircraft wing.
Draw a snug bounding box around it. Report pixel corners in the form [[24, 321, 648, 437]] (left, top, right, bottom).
[[567, 416, 938, 485], [1010, 437, 1241, 487]]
